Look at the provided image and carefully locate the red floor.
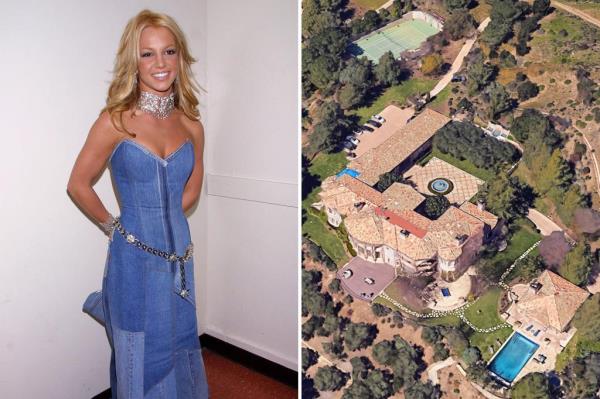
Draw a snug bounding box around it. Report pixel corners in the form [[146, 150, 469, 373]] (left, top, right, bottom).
[[202, 348, 297, 398]]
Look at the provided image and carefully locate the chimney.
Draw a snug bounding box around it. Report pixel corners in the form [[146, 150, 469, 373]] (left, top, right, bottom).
[[477, 199, 485, 212]]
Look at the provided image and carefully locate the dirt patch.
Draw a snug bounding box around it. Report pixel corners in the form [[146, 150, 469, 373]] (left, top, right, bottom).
[[438, 364, 485, 399]]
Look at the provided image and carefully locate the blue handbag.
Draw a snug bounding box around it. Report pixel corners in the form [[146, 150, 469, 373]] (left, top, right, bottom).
[[82, 290, 106, 327]]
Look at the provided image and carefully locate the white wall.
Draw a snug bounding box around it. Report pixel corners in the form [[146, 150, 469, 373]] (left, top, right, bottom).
[[201, 0, 298, 370], [0, 1, 298, 397]]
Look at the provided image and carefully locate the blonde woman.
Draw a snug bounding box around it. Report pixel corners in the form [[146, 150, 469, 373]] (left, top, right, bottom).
[[67, 9, 209, 397]]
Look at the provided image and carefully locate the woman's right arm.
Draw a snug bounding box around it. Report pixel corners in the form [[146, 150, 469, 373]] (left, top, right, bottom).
[[66, 111, 120, 230]]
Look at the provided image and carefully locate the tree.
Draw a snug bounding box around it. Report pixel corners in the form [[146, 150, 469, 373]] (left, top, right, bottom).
[[302, 347, 319, 371], [462, 347, 482, 366], [480, 171, 532, 221], [404, 381, 441, 399], [467, 52, 496, 94], [539, 231, 571, 268], [536, 149, 573, 195], [423, 195, 450, 219], [511, 254, 545, 281], [517, 80, 540, 101], [486, 81, 513, 119], [364, 369, 395, 398], [338, 84, 367, 109], [302, 315, 325, 340], [421, 53, 443, 75], [344, 322, 378, 351], [371, 303, 392, 317], [421, 326, 441, 344], [481, 19, 513, 51], [573, 207, 600, 235], [306, 100, 352, 158], [433, 121, 519, 171], [363, 10, 382, 32], [308, 55, 340, 89], [499, 50, 517, 67], [532, 0, 551, 17], [444, 0, 472, 11], [444, 10, 476, 40], [559, 240, 593, 286], [339, 57, 373, 88], [375, 51, 403, 87], [314, 365, 348, 391], [319, 314, 343, 336], [511, 372, 550, 399], [342, 380, 374, 398], [561, 352, 600, 398], [442, 327, 469, 357], [350, 356, 374, 381]]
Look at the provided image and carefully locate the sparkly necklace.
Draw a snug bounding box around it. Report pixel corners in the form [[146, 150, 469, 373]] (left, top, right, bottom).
[[137, 90, 175, 119]]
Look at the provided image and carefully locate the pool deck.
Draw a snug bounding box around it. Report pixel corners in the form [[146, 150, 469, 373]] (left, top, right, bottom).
[[405, 157, 484, 205], [498, 283, 578, 383], [425, 267, 474, 311]]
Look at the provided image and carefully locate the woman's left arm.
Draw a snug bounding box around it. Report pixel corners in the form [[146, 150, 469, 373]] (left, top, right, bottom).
[[182, 120, 205, 213]]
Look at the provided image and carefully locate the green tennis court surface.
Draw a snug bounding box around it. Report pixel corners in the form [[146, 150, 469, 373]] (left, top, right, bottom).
[[352, 19, 440, 63]]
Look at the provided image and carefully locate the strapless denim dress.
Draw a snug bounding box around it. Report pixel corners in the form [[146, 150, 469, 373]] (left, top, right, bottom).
[[100, 138, 209, 398]]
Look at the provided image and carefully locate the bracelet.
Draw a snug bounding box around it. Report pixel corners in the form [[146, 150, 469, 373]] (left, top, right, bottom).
[[99, 213, 116, 239]]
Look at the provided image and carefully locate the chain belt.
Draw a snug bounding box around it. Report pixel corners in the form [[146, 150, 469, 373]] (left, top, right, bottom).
[[111, 216, 193, 298]]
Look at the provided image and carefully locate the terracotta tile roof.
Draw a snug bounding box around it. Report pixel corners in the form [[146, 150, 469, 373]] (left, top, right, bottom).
[[430, 207, 483, 237], [375, 207, 428, 238], [515, 270, 590, 332], [344, 208, 384, 245], [348, 108, 451, 186], [459, 202, 499, 228], [316, 174, 383, 216], [381, 182, 425, 211], [337, 174, 383, 206]]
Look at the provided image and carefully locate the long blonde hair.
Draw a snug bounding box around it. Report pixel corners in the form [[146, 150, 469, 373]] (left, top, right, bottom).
[[100, 9, 205, 137]]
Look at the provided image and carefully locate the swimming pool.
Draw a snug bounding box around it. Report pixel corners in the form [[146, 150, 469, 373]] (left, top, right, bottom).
[[488, 332, 539, 384], [336, 168, 361, 179]]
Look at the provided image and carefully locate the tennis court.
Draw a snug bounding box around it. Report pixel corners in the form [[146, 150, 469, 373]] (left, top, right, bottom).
[[351, 19, 440, 63]]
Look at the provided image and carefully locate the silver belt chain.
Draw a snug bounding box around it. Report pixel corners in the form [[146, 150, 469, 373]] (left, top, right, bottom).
[[111, 216, 193, 298]]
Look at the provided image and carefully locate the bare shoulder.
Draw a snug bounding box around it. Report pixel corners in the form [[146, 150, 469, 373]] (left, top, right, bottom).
[[179, 111, 205, 148], [90, 110, 125, 144]]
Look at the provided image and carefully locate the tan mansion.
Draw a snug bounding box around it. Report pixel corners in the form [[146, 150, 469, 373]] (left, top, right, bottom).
[[312, 108, 499, 281]]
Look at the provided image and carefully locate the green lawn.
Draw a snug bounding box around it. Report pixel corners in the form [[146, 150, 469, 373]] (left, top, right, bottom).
[[303, 211, 349, 266], [493, 218, 541, 267], [348, 78, 436, 124], [421, 148, 496, 181], [353, 0, 388, 10], [429, 84, 453, 109], [302, 151, 352, 267], [309, 151, 348, 181], [464, 287, 514, 362]]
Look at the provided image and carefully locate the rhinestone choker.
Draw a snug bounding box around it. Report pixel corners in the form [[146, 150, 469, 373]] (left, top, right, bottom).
[[137, 90, 175, 119]]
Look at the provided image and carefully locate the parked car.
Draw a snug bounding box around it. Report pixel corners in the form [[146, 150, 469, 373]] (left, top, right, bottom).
[[362, 124, 374, 132], [451, 74, 466, 83], [346, 151, 357, 160], [372, 114, 385, 124], [342, 141, 356, 150], [364, 277, 375, 285], [367, 119, 382, 128], [346, 136, 359, 145]]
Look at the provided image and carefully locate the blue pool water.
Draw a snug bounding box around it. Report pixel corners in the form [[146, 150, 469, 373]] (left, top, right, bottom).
[[488, 332, 539, 383], [441, 288, 451, 297], [336, 168, 361, 178], [431, 178, 449, 193]]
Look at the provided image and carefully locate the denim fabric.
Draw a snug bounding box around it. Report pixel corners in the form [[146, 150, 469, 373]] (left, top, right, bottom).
[[101, 139, 209, 398]]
